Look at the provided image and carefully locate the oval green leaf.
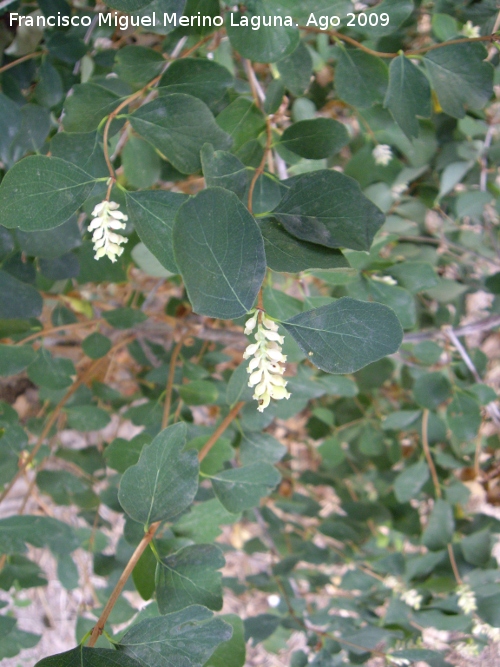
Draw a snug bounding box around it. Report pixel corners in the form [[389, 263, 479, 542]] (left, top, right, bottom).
[[173, 187, 266, 319], [282, 298, 403, 374]]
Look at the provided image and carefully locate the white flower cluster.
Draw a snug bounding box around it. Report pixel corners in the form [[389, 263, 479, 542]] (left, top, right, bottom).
[[472, 621, 500, 641], [461, 21, 480, 38], [88, 200, 128, 262], [400, 588, 423, 610], [243, 312, 290, 412], [373, 144, 393, 166], [455, 641, 480, 658], [457, 584, 477, 615]]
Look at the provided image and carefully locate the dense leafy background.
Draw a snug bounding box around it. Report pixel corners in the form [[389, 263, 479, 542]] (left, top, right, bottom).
[[0, 0, 500, 666]]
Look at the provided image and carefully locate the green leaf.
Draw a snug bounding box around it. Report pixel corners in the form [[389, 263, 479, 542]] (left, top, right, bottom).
[[174, 498, 240, 544], [37, 470, 98, 509], [173, 187, 266, 319], [422, 499, 454, 551], [0, 156, 96, 232], [461, 529, 491, 567], [388, 262, 438, 293], [51, 132, 108, 178], [394, 461, 430, 503], [179, 381, 219, 406], [225, 3, 299, 63], [210, 462, 281, 513], [27, 349, 75, 390], [477, 593, 500, 627], [204, 614, 246, 667], [114, 45, 166, 89], [0, 515, 79, 556], [0, 617, 16, 640], [226, 362, 255, 406], [216, 98, 266, 153], [132, 545, 157, 601], [201, 145, 250, 201], [384, 55, 431, 139], [65, 406, 111, 432], [126, 190, 188, 274], [63, 83, 122, 132], [129, 94, 231, 174], [159, 58, 233, 107], [16, 216, 82, 259], [102, 308, 147, 329], [272, 170, 385, 251], [240, 432, 287, 466], [282, 298, 403, 374], [279, 119, 349, 160], [104, 434, 151, 474], [244, 614, 281, 645], [0, 628, 40, 661], [0, 555, 47, 590], [424, 43, 493, 119], [447, 393, 482, 441], [261, 219, 348, 273], [117, 605, 233, 667], [0, 270, 42, 320], [122, 136, 162, 189], [0, 344, 36, 376], [118, 423, 199, 526], [82, 332, 112, 359], [276, 41, 313, 96], [334, 48, 388, 108], [156, 544, 224, 614], [35, 646, 143, 667], [413, 372, 452, 410]]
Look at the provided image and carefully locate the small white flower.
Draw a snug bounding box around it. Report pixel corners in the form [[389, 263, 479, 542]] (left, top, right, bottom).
[[373, 144, 393, 166], [244, 313, 258, 335], [461, 21, 480, 38], [243, 313, 291, 412], [387, 656, 410, 667], [457, 584, 477, 615], [371, 274, 397, 286], [267, 594, 280, 607], [383, 576, 401, 591], [89, 200, 128, 262], [391, 182, 408, 199], [400, 588, 423, 610]]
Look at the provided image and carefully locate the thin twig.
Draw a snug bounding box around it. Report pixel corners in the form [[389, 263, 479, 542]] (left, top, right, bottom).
[[248, 118, 273, 214], [198, 402, 245, 462], [403, 314, 500, 343], [421, 409, 441, 499], [87, 521, 160, 647], [161, 337, 185, 430], [0, 51, 45, 74], [299, 25, 498, 58], [14, 319, 101, 345], [447, 544, 462, 585]]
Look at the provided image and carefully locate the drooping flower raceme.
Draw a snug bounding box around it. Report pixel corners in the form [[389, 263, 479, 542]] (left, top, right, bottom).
[[243, 312, 290, 412], [372, 144, 393, 166], [88, 200, 128, 262]]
